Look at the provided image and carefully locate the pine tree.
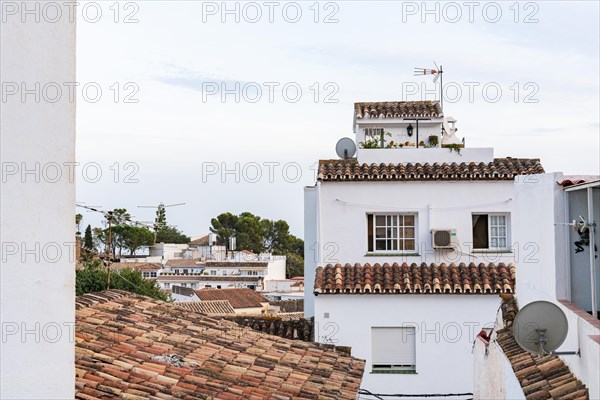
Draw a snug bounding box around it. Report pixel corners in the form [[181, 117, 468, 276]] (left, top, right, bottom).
[[84, 225, 94, 250]]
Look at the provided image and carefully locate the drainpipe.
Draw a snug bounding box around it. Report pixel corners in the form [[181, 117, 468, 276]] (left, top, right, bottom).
[[587, 188, 597, 317]]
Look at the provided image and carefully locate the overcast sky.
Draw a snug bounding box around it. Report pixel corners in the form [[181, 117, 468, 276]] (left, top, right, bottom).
[[76, 1, 599, 237]]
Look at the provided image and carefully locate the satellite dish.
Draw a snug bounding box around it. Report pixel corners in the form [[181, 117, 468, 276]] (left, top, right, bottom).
[[335, 137, 356, 159], [513, 301, 569, 355]]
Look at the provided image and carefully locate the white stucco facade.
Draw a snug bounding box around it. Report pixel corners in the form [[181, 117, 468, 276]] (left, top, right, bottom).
[[511, 173, 600, 399], [1, 5, 76, 398], [315, 295, 502, 395], [304, 146, 529, 395]]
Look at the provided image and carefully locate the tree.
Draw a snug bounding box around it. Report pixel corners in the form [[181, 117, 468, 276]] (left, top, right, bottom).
[[84, 225, 94, 250], [75, 213, 83, 237], [155, 226, 190, 244], [209, 211, 304, 277], [121, 226, 154, 255], [76, 260, 168, 301], [210, 212, 239, 250], [154, 203, 167, 231], [236, 212, 265, 253], [285, 252, 304, 278]]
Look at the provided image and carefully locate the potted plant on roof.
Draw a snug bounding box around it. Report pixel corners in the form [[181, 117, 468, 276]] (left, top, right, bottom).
[[428, 135, 439, 147]]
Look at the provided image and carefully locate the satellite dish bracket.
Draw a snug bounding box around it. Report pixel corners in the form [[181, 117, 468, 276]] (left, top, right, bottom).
[[536, 329, 580, 356]]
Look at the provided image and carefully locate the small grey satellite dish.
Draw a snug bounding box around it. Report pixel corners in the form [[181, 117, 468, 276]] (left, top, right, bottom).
[[513, 301, 575, 355], [336, 137, 356, 159]]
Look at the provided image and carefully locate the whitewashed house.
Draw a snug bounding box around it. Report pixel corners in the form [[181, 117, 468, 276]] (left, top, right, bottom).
[[473, 174, 599, 399], [304, 101, 546, 396]]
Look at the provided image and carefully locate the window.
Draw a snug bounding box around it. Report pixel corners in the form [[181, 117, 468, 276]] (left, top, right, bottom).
[[367, 214, 416, 252], [210, 270, 217, 276], [182, 269, 188, 275], [143, 272, 150, 278], [164, 283, 170, 289], [371, 327, 416, 372], [472, 213, 509, 249], [190, 283, 197, 288], [181, 283, 187, 287], [150, 271, 157, 278]]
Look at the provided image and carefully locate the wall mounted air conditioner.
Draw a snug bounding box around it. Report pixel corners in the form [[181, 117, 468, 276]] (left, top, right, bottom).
[[431, 229, 458, 249]]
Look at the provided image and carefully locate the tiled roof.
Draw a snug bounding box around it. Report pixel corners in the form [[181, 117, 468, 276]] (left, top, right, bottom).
[[314, 262, 515, 294], [496, 297, 589, 399], [157, 275, 260, 282], [558, 175, 600, 187], [75, 290, 364, 399], [195, 288, 268, 309], [166, 259, 203, 267], [270, 299, 304, 313], [318, 158, 544, 182], [177, 300, 236, 315], [224, 315, 313, 342], [109, 262, 162, 271], [189, 234, 209, 246], [205, 261, 268, 268], [355, 101, 442, 119]]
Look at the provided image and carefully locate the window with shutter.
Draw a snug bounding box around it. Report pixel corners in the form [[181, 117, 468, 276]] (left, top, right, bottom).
[[371, 327, 416, 372]]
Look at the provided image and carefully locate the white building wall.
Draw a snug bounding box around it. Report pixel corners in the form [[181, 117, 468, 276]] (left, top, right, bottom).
[[265, 258, 286, 281], [304, 185, 320, 317], [316, 180, 515, 266], [0, 6, 76, 398], [513, 173, 600, 399], [315, 295, 501, 395], [473, 339, 526, 400]]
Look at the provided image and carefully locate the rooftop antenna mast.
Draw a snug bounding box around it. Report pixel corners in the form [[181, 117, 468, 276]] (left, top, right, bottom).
[[137, 202, 186, 237], [76, 203, 154, 289], [414, 62, 444, 110]]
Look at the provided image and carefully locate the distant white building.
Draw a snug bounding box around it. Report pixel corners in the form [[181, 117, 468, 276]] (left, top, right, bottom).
[[304, 100, 547, 396]]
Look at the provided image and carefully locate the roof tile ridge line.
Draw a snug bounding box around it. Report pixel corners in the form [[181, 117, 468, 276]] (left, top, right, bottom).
[[74, 289, 135, 309]]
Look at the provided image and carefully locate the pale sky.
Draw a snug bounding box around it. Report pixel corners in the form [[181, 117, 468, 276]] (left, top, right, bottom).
[[76, 1, 600, 237]]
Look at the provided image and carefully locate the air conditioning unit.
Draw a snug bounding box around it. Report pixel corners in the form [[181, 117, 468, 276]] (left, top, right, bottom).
[[431, 229, 458, 249]]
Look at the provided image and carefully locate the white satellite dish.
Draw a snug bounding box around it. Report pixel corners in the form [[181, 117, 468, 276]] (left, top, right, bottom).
[[513, 301, 575, 355], [335, 137, 356, 159]]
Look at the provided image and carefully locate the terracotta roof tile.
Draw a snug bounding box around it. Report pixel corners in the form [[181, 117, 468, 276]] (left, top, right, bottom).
[[177, 300, 236, 315], [318, 158, 544, 182], [355, 101, 442, 119], [75, 290, 364, 399], [195, 288, 268, 309], [496, 298, 589, 400], [314, 262, 516, 294]]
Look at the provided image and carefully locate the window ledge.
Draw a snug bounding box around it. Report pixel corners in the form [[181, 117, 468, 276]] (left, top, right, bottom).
[[365, 252, 420, 257], [471, 249, 513, 254], [370, 370, 417, 374]]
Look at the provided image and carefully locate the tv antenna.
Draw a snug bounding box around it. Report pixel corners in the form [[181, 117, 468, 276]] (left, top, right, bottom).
[[513, 300, 579, 356], [138, 202, 186, 231], [414, 62, 444, 109], [335, 137, 357, 159], [76, 203, 154, 289]]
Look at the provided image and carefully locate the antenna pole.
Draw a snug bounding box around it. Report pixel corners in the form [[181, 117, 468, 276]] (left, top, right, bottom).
[[106, 215, 112, 290], [440, 65, 443, 110]]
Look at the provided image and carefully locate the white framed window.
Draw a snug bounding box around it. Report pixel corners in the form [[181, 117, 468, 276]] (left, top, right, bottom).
[[143, 272, 150, 278], [210, 270, 217, 276], [472, 213, 509, 249], [163, 283, 170, 289], [371, 327, 416, 372], [367, 213, 416, 252], [150, 271, 157, 278]]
